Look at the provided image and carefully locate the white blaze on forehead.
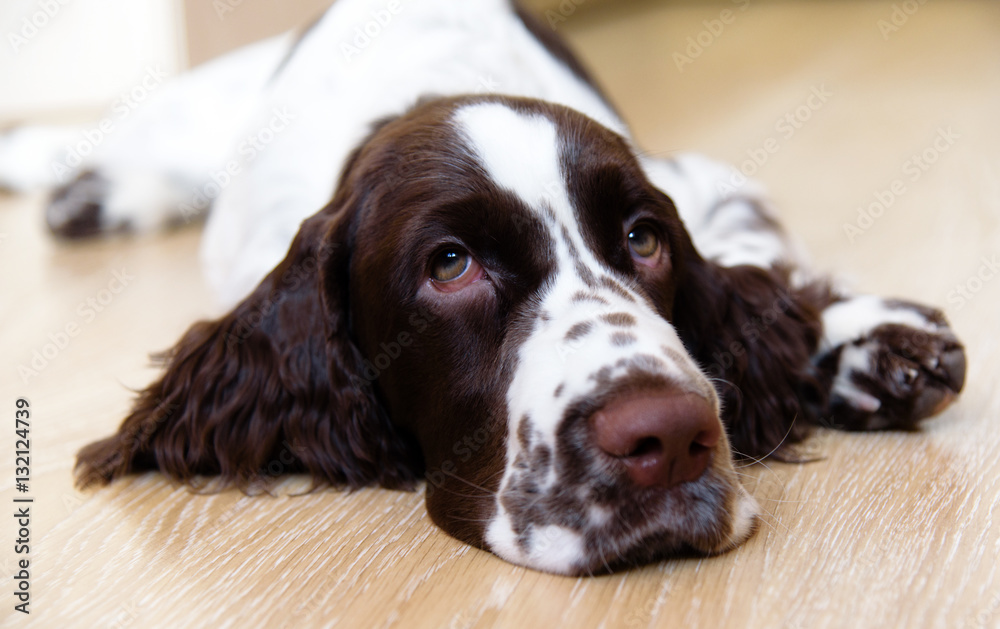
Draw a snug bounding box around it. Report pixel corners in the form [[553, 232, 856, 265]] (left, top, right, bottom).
[[452, 102, 563, 210], [452, 102, 608, 295]]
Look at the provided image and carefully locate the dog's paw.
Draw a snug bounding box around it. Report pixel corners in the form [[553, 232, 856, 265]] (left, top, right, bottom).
[[45, 170, 116, 239], [817, 297, 966, 430]]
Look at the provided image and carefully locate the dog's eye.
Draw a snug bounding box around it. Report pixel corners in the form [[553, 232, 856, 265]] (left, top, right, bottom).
[[429, 248, 484, 292], [627, 224, 660, 260], [431, 249, 464, 282], [431, 250, 470, 282]]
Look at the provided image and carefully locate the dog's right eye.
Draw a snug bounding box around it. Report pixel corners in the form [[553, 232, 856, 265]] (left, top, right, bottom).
[[431, 250, 470, 282]]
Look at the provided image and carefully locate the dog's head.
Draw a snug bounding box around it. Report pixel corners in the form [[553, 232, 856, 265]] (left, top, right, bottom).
[[78, 95, 822, 575]]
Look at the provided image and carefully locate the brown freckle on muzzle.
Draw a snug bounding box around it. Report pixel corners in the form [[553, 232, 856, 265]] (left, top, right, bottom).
[[517, 414, 533, 450], [565, 321, 594, 342], [610, 332, 638, 347], [571, 291, 609, 305], [599, 277, 635, 302], [601, 313, 637, 327]]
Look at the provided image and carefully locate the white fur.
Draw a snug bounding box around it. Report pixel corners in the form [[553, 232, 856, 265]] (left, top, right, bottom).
[[641, 153, 801, 270], [728, 488, 761, 547], [820, 295, 939, 352], [831, 343, 883, 413], [453, 105, 563, 210]]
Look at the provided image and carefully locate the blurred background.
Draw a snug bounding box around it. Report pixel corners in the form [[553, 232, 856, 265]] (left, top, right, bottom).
[[0, 0, 586, 118]]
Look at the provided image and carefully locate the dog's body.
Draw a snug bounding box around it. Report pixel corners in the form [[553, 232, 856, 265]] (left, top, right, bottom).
[[0, 0, 966, 575]]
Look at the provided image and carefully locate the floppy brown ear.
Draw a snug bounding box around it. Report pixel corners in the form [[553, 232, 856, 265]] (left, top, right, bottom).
[[671, 253, 831, 461], [75, 205, 422, 491]]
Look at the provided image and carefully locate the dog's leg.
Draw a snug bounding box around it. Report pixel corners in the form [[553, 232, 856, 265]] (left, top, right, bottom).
[[642, 153, 966, 430], [0, 34, 294, 238], [640, 153, 805, 271]]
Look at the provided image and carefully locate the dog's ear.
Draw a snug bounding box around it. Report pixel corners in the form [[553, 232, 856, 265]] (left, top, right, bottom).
[[670, 248, 829, 461], [75, 202, 422, 491]]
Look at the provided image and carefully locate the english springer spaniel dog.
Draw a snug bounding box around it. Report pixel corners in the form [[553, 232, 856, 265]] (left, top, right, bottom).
[[0, 0, 966, 575]]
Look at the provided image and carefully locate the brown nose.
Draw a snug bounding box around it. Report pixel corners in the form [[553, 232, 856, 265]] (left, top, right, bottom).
[[590, 391, 720, 489]]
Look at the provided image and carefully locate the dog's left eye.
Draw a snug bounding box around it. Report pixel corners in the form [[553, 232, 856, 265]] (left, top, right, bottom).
[[627, 224, 661, 260], [428, 248, 484, 292]]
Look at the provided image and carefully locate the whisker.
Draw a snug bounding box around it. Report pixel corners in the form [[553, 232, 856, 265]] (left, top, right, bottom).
[[441, 470, 497, 497], [432, 487, 494, 500], [733, 413, 800, 467], [754, 508, 793, 538]]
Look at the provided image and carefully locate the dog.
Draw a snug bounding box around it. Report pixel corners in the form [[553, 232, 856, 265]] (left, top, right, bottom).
[[0, 0, 966, 575]]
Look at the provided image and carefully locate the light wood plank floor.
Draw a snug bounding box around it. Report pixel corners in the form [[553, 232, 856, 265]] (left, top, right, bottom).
[[2, 1, 998, 627]]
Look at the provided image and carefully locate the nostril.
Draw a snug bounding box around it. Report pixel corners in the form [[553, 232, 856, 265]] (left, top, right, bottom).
[[689, 439, 710, 458], [691, 427, 720, 453], [628, 437, 662, 459]]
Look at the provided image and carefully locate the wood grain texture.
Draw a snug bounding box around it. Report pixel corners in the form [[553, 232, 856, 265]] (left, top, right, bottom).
[[2, 1, 998, 627]]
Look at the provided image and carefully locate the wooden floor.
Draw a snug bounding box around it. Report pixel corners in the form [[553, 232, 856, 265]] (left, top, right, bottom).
[[2, 1, 999, 627]]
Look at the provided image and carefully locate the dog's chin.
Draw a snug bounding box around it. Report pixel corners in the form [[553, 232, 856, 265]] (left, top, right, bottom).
[[485, 464, 760, 576], [576, 480, 760, 577]]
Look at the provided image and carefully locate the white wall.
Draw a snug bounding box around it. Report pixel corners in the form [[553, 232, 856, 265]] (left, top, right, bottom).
[[0, 0, 186, 119]]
